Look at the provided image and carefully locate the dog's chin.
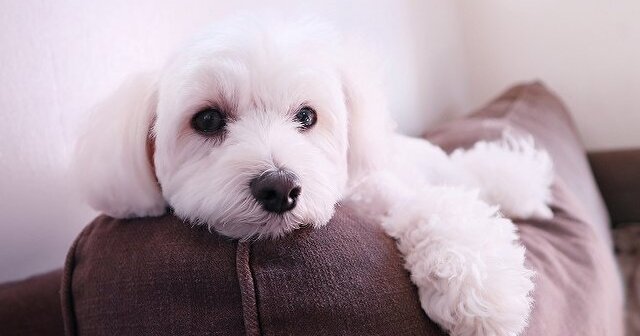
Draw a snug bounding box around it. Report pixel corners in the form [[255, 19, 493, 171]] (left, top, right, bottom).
[[171, 191, 341, 240], [207, 211, 312, 241]]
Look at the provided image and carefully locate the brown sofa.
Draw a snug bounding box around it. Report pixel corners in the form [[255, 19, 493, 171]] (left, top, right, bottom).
[[0, 82, 633, 335]]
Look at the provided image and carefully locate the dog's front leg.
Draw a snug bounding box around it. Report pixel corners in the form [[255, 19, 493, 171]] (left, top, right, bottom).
[[382, 186, 534, 336]]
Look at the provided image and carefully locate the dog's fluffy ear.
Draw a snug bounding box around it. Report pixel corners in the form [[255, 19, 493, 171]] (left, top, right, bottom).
[[340, 42, 395, 187], [73, 73, 166, 218]]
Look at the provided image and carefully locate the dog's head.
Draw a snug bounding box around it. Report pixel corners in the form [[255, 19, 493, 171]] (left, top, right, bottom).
[[74, 18, 392, 239]]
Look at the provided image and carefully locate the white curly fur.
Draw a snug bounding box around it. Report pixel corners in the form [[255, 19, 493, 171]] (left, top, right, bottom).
[[381, 187, 535, 336], [73, 16, 554, 335], [347, 130, 551, 336]]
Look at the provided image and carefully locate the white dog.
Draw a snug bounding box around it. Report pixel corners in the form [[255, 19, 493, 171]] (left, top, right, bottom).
[[74, 17, 553, 336]]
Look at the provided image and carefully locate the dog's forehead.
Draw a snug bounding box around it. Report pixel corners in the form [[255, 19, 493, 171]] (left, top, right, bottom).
[[171, 20, 341, 78], [163, 35, 340, 108], [156, 20, 348, 123], [197, 39, 334, 77]]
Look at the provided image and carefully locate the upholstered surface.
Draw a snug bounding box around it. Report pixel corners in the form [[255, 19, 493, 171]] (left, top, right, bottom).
[[428, 82, 612, 245], [613, 223, 640, 335], [427, 82, 624, 335], [0, 269, 64, 336], [589, 149, 640, 226], [59, 82, 624, 335], [62, 208, 442, 336]]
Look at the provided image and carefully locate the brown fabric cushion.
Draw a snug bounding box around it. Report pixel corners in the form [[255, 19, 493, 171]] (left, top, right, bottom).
[[0, 269, 65, 336], [427, 82, 624, 335], [61, 82, 624, 335], [62, 208, 442, 336]]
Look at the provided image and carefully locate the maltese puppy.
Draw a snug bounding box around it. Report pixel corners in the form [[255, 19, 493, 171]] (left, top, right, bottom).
[[74, 17, 553, 336]]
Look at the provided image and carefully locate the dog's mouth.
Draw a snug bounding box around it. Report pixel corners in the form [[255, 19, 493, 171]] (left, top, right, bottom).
[[211, 206, 309, 240], [178, 181, 337, 240], [256, 211, 307, 233]]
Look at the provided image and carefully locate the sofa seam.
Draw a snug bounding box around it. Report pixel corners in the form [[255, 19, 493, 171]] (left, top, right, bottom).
[[501, 83, 535, 121], [236, 241, 262, 336], [60, 216, 99, 336]]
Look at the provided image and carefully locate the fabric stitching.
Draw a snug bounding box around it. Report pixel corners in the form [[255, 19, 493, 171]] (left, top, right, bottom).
[[60, 216, 99, 336], [502, 83, 534, 121], [236, 241, 261, 336]]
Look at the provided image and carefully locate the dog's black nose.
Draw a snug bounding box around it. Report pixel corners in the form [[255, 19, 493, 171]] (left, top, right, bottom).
[[250, 170, 301, 213]]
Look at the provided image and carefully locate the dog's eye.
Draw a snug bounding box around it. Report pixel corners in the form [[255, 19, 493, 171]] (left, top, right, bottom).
[[294, 106, 317, 130], [191, 108, 226, 135]]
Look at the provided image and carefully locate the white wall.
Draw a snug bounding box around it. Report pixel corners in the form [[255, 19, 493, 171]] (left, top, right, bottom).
[[455, 0, 640, 150], [0, 0, 466, 282]]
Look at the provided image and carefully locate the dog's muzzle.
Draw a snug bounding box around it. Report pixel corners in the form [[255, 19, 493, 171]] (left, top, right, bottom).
[[250, 170, 301, 214]]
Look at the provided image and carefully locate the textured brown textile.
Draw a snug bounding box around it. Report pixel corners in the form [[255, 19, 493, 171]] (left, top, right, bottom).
[[0, 269, 65, 336], [63, 209, 442, 336], [59, 82, 624, 335], [62, 215, 246, 336], [249, 208, 443, 336], [589, 149, 640, 225], [236, 242, 261, 336]]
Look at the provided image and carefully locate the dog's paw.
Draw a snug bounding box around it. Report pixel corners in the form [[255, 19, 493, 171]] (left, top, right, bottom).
[[383, 186, 534, 336], [452, 132, 554, 221]]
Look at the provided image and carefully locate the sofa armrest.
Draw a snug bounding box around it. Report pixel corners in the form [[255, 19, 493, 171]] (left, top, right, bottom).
[[588, 148, 640, 226], [0, 269, 64, 336]]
